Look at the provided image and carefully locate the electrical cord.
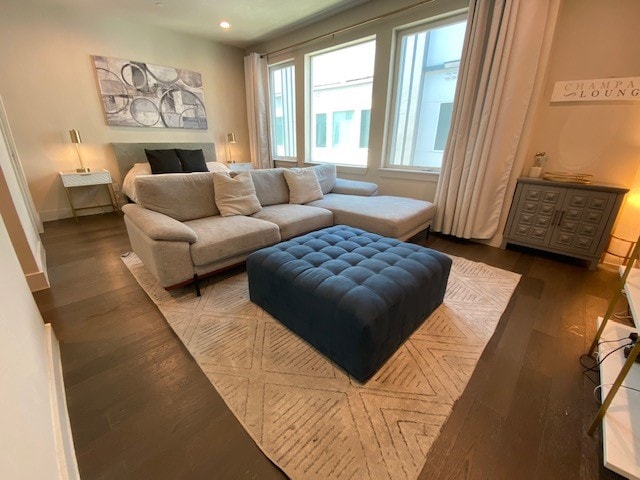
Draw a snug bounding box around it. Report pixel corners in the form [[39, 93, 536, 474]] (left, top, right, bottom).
[[593, 383, 640, 402], [579, 343, 634, 386]]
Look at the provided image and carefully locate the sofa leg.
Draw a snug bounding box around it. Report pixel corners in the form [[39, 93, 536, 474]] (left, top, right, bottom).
[[425, 225, 431, 241], [193, 274, 201, 297]]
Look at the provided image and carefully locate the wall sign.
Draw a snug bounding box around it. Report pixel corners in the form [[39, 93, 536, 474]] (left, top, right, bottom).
[[551, 76, 640, 103]]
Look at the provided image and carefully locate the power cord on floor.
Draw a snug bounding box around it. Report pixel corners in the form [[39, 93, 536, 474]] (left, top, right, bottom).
[[614, 310, 633, 320], [580, 340, 634, 385]]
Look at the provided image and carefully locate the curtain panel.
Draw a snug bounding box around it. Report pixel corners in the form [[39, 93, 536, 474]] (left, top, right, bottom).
[[244, 53, 272, 169], [433, 0, 561, 240]]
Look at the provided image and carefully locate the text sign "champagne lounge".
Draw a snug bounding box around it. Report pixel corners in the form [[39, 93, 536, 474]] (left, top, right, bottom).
[[551, 76, 640, 103]]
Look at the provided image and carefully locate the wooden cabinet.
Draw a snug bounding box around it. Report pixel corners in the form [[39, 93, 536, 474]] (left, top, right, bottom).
[[502, 178, 627, 269]]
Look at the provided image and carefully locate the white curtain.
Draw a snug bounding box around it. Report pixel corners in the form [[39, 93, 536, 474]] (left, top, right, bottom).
[[433, 0, 561, 240], [244, 53, 272, 169]]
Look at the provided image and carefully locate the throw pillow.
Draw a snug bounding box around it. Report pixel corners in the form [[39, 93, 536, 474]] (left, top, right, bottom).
[[145, 149, 183, 174], [176, 148, 208, 172], [283, 168, 324, 204], [212, 172, 262, 217], [311, 164, 337, 194]]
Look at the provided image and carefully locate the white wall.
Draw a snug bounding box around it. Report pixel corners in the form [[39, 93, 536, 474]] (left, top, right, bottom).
[[0, 96, 48, 290], [0, 212, 77, 479], [0, 0, 250, 220]]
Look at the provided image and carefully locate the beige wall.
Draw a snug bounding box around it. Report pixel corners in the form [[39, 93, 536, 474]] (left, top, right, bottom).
[[249, 0, 469, 203], [0, 0, 250, 220], [526, 0, 640, 241]]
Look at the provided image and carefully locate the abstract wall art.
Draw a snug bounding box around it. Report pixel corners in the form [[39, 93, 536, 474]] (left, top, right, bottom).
[[92, 55, 208, 129]]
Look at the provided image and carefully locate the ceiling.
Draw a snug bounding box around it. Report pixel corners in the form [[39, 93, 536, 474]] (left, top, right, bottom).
[[36, 0, 368, 48]]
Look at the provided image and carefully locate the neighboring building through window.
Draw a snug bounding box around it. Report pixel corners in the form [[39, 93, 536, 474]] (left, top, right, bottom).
[[269, 62, 296, 159], [387, 18, 467, 171], [308, 39, 376, 166]]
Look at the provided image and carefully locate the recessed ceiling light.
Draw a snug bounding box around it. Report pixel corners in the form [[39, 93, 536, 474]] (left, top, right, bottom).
[[219, 21, 231, 29], [155, 2, 164, 6]]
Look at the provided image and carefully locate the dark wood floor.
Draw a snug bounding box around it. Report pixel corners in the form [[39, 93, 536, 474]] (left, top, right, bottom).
[[33, 212, 625, 480]]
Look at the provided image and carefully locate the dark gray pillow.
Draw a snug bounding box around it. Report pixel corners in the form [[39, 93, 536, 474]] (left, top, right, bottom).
[[145, 149, 183, 174], [176, 148, 207, 172]]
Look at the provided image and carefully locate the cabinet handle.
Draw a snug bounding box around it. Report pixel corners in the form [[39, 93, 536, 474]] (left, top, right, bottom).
[[557, 210, 565, 226]]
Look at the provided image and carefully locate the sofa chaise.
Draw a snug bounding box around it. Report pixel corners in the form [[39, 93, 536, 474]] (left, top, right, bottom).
[[122, 164, 436, 293]]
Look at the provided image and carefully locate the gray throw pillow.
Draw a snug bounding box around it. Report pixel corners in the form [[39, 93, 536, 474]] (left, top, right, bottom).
[[283, 168, 324, 204], [212, 172, 262, 216]]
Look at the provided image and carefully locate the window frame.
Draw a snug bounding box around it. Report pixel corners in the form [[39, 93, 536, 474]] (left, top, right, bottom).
[[305, 36, 376, 168], [383, 13, 467, 174], [268, 59, 297, 161]]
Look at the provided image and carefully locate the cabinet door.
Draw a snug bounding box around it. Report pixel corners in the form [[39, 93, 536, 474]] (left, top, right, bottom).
[[548, 188, 615, 256], [506, 183, 563, 247]]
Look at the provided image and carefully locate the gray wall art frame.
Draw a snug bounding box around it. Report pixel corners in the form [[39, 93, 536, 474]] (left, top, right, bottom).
[[93, 55, 208, 129]]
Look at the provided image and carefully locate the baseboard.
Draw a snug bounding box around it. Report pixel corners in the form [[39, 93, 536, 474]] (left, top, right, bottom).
[[26, 270, 50, 291], [40, 206, 109, 222], [26, 240, 50, 291], [44, 324, 80, 480]]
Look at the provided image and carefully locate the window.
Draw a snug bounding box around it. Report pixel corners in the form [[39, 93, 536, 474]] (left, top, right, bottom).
[[359, 109, 371, 148], [308, 39, 376, 166], [315, 113, 327, 147], [433, 102, 453, 151], [269, 62, 296, 159], [387, 18, 467, 171]]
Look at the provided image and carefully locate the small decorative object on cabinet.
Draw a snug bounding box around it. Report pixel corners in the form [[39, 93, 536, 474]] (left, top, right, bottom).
[[59, 169, 119, 222], [502, 177, 628, 269], [585, 235, 640, 478]]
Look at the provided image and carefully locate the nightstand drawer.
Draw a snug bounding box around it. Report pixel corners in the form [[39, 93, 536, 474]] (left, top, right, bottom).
[[60, 170, 112, 187]]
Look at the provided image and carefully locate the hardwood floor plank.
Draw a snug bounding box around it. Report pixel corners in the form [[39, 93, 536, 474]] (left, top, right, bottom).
[[35, 214, 627, 479]]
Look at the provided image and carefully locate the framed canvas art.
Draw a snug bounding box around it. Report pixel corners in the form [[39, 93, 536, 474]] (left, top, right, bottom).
[[93, 55, 208, 129]]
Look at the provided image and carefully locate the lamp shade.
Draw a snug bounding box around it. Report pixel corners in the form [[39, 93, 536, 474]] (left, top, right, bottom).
[[69, 129, 82, 144], [227, 132, 237, 144]]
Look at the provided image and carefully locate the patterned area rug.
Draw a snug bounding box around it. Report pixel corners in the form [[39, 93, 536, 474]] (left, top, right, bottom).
[[123, 253, 520, 480]]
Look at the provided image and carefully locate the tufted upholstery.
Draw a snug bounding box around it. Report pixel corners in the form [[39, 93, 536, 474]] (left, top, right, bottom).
[[247, 225, 452, 382]]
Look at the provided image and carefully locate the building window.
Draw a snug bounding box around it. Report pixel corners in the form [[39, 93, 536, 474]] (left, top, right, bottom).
[[315, 113, 327, 147], [359, 109, 371, 148], [308, 39, 376, 166], [387, 17, 466, 171], [269, 62, 296, 159], [433, 102, 453, 151]]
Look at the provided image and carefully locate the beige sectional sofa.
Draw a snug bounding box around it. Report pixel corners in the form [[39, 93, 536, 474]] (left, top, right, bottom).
[[122, 164, 435, 292]]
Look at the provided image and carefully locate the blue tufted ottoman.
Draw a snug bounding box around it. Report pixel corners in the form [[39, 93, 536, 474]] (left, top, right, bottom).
[[246, 225, 452, 382]]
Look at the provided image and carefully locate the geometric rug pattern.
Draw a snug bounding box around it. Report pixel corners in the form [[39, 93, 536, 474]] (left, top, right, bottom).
[[123, 253, 520, 480]]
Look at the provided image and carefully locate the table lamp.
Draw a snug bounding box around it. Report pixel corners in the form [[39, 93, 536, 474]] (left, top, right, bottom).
[[69, 129, 90, 173], [226, 132, 237, 164]]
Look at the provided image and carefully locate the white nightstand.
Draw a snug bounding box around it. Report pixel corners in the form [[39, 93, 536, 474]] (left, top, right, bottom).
[[228, 162, 254, 172], [59, 169, 119, 222]]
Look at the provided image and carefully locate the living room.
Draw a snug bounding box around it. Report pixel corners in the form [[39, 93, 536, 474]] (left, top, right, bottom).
[[1, 0, 639, 479]]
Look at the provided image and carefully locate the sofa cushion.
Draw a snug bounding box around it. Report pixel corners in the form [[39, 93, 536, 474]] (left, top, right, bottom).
[[176, 148, 208, 172], [310, 164, 337, 194], [135, 172, 219, 221], [250, 168, 290, 206], [307, 194, 436, 239], [213, 172, 262, 217], [283, 168, 323, 204], [145, 149, 183, 174], [252, 204, 333, 240], [184, 216, 281, 266], [331, 178, 379, 196]]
